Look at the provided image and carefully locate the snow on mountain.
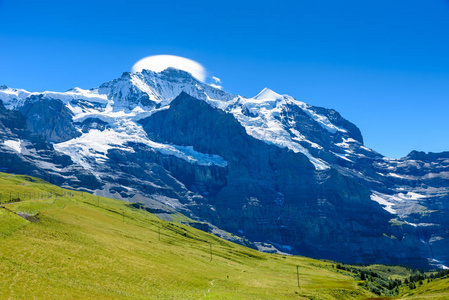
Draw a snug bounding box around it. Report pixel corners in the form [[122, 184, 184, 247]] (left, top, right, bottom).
[[88, 69, 361, 172], [370, 191, 402, 214], [54, 117, 228, 172], [3, 139, 22, 154], [0, 86, 32, 109], [220, 89, 330, 170], [253, 87, 282, 100], [0, 69, 235, 170], [0, 68, 357, 171], [96, 68, 234, 109]]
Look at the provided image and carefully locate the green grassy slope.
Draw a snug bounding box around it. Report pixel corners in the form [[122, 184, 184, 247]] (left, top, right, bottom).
[[0, 172, 445, 299], [398, 277, 449, 299]]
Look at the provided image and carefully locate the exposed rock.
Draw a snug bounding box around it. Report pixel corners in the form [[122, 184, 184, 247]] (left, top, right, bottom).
[[19, 96, 81, 143], [76, 118, 110, 133]]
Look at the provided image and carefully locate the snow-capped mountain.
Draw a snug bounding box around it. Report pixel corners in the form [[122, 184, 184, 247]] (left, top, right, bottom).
[[0, 69, 448, 269]]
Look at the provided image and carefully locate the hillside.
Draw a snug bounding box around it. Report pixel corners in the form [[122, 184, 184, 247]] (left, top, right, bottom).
[[399, 277, 449, 299], [2, 172, 449, 299], [0, 172, 373, 299]]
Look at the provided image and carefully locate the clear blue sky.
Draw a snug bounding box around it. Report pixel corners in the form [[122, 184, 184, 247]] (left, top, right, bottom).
[[1, 0, 449, 158]]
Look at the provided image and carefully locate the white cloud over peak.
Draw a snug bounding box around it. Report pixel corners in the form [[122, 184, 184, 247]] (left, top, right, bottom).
[[131, 55, 206, 82]]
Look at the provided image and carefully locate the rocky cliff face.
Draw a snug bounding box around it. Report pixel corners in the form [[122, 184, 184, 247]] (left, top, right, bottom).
[[0, 69, 448, 269], [19, 96, 81, 143], [0, 100, 101, 189], [139, 93, 435, 266]]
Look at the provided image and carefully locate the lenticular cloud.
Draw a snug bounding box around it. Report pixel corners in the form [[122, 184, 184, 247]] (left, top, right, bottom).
[[131, 55, 206, 82]]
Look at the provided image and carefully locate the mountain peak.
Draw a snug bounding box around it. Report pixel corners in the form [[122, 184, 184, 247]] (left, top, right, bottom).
[[160, 67, 199, 80], [253, 87, 282, 100]]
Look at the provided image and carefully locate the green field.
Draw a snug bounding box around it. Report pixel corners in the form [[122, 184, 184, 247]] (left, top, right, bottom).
[[0, 172, 447, 299], [398, 277, 449, 299]]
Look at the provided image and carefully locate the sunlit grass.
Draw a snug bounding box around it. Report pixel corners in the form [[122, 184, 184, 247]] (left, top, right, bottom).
[[393, 276, 448, 300], [3, 171, 439, 299]]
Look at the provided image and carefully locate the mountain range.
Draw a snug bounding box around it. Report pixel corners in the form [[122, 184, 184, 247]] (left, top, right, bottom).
[[1, 68, 448, 269]]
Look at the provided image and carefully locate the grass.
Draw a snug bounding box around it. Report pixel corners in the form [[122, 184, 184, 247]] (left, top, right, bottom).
[[395, 277, 449, 300], [0, 172, 446, 299]]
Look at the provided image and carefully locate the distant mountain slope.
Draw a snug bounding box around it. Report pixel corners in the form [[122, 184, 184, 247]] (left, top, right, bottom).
[[0, 69, 448, 268]]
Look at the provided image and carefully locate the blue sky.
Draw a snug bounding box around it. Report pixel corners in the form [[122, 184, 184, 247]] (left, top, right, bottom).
[[1, 0, 448, 158]]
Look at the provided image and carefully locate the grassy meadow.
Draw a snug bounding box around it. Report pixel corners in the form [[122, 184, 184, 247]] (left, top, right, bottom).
[[0, 172, 448, 299], [398, 277, 449, 299]]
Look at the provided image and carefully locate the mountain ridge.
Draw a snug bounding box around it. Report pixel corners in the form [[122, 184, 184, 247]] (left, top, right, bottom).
[[0, 68, 448, 268]]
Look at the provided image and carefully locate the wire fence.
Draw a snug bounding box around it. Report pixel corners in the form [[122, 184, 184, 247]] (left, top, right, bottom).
[[0, 192, 309, 290], [0, 191, 74, 204]]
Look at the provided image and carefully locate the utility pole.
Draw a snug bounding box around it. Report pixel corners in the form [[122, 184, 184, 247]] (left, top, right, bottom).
[[297, 266, 300, 288], [210, 244, 213, 261], [159, 227, 161, 241]]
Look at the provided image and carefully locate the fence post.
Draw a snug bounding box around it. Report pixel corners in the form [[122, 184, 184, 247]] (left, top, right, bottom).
[[297, 266, 300, 288]]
